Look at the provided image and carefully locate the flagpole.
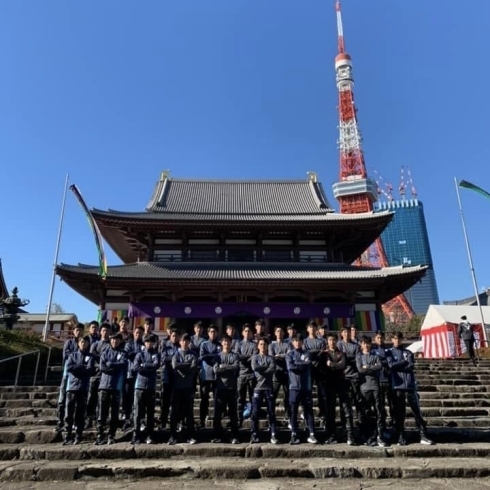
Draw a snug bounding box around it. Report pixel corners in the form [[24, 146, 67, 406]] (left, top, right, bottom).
[[42, 174, 70, 343], [454, 177, 488, 348]]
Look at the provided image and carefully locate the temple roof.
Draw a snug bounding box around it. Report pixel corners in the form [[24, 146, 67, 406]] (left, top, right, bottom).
[[56, 261, 427, 304], [58, 261, 426, 281], [145, 176, 334, 215], [92, 174, 349, 222]]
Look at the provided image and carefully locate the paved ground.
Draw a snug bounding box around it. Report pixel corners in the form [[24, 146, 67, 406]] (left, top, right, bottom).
[[3, 479, 490, 490]]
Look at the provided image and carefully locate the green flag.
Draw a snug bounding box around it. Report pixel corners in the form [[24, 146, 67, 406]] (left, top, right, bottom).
[[459, 180, 490, 200]]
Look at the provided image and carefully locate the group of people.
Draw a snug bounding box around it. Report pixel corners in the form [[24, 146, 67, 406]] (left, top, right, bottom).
[[56, 317, 433, 447]]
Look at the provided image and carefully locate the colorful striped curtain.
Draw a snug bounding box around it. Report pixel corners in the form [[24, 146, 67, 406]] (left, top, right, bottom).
[[325, 311, 385, 332], [98, 310, 171, 331]]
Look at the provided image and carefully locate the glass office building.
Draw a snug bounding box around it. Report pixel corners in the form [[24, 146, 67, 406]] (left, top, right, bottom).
[[375, 199, 439, 314]]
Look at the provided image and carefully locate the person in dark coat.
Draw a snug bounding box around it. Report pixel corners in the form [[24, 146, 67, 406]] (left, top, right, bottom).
[[168, 333, 198, 445], [96, 332, 128, 445], [458, 315, 477, 364], [63, 335, 95, 445], [387, 331, 433, 446], [132, 334, 161, 445]]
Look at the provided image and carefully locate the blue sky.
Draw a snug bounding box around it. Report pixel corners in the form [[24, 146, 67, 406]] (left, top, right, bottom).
[[0, 0, 489, 321]]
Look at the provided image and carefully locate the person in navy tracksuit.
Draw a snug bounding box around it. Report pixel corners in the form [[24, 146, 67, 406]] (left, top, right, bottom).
[[372, 331, 394, 427], [286, 335, 317, 445], [212, 335, 240, 444], [86, 323, 111, 428], [63, 335, 95, 445], [269, 325, 291, 423], [96, 332, 128, 445], [234, 324, 258, 426], [356, 335, 387, 447], [132, 334, 161, 445], [198, 325, 221, 427], [303, 321, 327, 427], [159, 328, 180, 429], [123, 326, 144, 431], [250, 337, 278, 444], [168, 333, 198, 445], [387, 331, 433, 446], [56, 323, 84, 433]]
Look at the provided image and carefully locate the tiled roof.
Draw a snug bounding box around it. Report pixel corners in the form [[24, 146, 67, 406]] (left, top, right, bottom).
[[92, 209, 392, 222], [145, 178, 334, 215], [57, 262, 428, 281]]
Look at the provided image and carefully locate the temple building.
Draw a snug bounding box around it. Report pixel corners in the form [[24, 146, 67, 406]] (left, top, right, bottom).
[[56, 172, 427, 334]]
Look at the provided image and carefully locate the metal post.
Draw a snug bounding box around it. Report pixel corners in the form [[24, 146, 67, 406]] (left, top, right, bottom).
[[42, 173, 70, 343], [33, 351, 41, 387], [14, 357, 22, 390], [454, 177, 488, 347], [44, 347, 52, 384]]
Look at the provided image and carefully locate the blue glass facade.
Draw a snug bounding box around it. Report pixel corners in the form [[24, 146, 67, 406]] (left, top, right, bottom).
[[375, 199, 440, 314]]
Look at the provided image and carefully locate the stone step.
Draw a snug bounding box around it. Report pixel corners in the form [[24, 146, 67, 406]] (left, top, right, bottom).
[[418, 385, 490, 393], [0, 423, 490, 448], [2, 441, 490, 461], [2, 456, 490, 481], [1, 405, 486, 420]]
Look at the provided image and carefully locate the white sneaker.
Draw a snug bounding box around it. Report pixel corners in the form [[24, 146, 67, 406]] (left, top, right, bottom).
[[187, 438, 197, 445], [307, 435, 318, 444], [270, 434, 278, 445]]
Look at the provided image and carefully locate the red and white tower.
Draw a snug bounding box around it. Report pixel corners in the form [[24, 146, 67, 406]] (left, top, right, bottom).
[[331, 1, 414, 324]]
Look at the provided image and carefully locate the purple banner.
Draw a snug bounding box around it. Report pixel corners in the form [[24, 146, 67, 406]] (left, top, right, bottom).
[[129, 302, 354, 319]]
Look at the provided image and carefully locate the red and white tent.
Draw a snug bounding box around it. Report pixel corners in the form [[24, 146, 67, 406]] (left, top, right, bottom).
[[421, 305, 489, 358]]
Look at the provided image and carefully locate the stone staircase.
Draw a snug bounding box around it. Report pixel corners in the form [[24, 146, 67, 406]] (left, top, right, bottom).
[[0, 357, 489, 482]]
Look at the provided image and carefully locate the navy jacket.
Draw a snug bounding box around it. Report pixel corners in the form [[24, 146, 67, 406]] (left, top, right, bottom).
[[303, 337, 326, 362], [337, 340, 360, 379], [387, 347, 416, 390], [371, 344, 390, 384], [324, 348, 346, 383], [161, 342, 179, 384], [89, 339, 110, 378], [268, 340, 290, 373], [172, 349, 198, 390], [190, 335, 206, 356], [234, 340, 258, 379], [251, 353, 275, 390], [66, 350, 95, 391], [99, 347, 128, 391], [88, 333, 100, 346], [356, 352, 382, 391], [286, 349, 312, 391], [214, 352, 240, 391], [134, 348, 161, 391], [125, 339, 145, 379], [199, 340, 221, 381]]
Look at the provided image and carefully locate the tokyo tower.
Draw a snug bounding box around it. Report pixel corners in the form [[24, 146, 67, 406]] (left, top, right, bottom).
[[331, 1, 414, 324]]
